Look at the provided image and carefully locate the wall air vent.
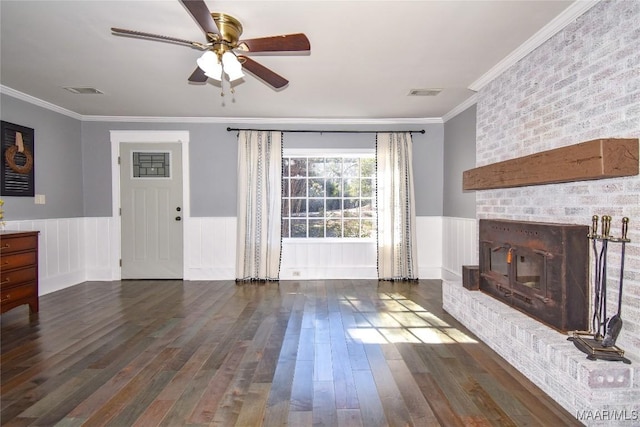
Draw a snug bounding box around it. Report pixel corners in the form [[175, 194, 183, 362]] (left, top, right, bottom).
[[408, 88, 442, 96], [63, 87, 104, 95]]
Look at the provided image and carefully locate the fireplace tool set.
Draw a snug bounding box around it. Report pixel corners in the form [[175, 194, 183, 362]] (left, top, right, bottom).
[[568, 215, 631, 364]]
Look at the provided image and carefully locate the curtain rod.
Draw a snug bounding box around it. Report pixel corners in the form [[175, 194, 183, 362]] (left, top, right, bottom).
[[226, 127, 425, 135]]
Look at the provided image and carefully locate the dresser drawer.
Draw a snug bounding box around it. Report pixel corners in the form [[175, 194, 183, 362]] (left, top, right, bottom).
[[0, 266, 38, 288], [1, 235, 38, 254], [1, 251, 37, 271], [1, 282, 36, 306]]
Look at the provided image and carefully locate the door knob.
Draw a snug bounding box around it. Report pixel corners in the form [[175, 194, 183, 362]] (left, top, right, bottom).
[[176, 207, 181, 212], [175, 216, 182, 221]]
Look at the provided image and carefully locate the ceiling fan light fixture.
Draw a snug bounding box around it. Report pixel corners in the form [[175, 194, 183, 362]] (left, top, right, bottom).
[[197, 50, 222, 80], [222, 52, 244, 81]]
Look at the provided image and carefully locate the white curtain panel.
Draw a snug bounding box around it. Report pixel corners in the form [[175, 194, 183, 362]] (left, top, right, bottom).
[[235, 130, 282, 281], [376, 132, 418, 280]]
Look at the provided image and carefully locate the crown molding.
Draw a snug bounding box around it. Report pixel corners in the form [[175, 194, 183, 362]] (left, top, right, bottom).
[[468, 0, 600, 92], [79, 115, 443, 125], [442, 94, 478, 123], [1, 86, 441, 125], [1, 85, 83, 120]]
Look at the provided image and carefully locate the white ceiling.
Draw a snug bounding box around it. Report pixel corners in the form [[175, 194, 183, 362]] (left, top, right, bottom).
[[0, 0, 590, 121]]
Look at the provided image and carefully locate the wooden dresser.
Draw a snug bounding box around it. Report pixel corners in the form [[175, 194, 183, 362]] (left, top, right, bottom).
[[1, 230, 39, 314]]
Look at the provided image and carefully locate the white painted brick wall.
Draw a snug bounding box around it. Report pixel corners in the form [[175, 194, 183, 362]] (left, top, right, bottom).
[[444, 280, 640, 425], [476, 0, 640, 359]]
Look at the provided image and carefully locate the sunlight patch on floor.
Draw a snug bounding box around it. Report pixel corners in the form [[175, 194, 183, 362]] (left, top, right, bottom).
[[339, 293, 478, 345]]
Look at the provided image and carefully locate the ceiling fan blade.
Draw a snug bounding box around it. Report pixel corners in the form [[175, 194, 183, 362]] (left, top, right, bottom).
[[240, 33, 310, 52], [180, 0, 219, 37], [188, 66, 208, 83], [111, 27, 205, 48], [238, 56, 288, 89]]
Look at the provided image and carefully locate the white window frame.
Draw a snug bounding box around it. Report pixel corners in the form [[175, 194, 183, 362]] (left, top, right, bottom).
[[282, 147, 376, 241]]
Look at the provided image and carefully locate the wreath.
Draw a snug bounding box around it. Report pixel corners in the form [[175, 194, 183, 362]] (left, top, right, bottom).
[[4, 145, 33, 174]]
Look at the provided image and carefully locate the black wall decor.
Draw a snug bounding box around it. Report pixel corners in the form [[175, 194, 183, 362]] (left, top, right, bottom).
[[1, 121, 35, 197]]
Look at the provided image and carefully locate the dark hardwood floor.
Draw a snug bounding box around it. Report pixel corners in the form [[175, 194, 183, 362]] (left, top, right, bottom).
[[1, 279, 581, 426]]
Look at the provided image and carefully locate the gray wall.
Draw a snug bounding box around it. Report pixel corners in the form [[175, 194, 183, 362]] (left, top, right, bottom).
[[280, 124, 444, 216], [81, 121, 238, 217], [443, 105, 476, 218], [3, 92, 445, 219], [82, 120, 444, 217], [0, 94, 84, 220]]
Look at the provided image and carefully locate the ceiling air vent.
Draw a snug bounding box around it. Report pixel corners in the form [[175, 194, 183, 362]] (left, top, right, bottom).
[[63, 87, 104, 95], [408, 88, 442, 97]]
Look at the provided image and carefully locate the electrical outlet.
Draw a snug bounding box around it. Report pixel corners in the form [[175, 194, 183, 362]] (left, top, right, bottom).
[[34, 194, 46, 205], [292, 271, 301, 277]]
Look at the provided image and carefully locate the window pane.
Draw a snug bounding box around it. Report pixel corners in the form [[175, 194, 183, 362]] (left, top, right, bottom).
[[309, 178, 324, 197], [133, 152, 170, 178], [327, 179, 341, 197], [291, 219, 307, 237], [343, 158, 358, 177], [309, 158, 325, 177], [282, 199, 290, 217], [326, 199, 341, 217], [344, 199, 360, 217], [309, 219, 324, 237], [361, 178, 373, 197], [343, 178, 359, 197], [326, 159, 341, 178], [289, 158, 307, 177], [326, 219, 342, 237], [309, 199, 323, 216], [361, 199, 374, 217], [361, 158, 375, 176], [282, 178, 290, 197], [282, 219, 290, 238], [291, 178, 307, 197], [283, 158, 290, 177], [291, 199, 307, 217], [361, 219, 374, 238], [344, 219, 360, 237]]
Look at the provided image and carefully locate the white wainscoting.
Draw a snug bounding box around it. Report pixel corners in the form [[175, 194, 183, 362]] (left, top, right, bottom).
[[441, 216, 478, 280], [415, 216, 443, 279], [4, 215, 475, 294], [185, 217, 236, 280], [187, 216, 449, 281], [83, 217, 120, 281], [4, 219, 76, 295], [281, 239, 377, 280]]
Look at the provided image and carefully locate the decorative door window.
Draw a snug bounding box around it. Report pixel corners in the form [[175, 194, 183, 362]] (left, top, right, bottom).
[[132, 152, 171, 178]]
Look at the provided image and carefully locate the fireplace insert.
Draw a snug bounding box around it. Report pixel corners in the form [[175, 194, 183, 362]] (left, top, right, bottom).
[[479, 219, 589, 332]]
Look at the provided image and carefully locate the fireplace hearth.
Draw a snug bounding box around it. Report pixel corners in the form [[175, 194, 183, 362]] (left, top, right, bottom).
[[478, 219, 589, 332]]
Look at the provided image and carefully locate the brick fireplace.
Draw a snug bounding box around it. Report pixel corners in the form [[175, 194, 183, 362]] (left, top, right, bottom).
[[443, 280, 638, 423], [444, 0, 640, 424], [477, 219, 589, 332]]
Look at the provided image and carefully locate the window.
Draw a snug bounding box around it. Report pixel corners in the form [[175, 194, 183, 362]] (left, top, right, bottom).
[[282, 150, 376, 238], [132, 151, 171, 178]]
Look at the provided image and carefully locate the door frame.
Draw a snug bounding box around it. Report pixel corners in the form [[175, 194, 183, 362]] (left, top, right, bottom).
[[110, 130, 190, 280]]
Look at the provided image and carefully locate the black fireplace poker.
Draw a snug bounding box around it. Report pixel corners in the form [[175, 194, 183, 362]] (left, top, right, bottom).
[[568, 215, 631, 364]]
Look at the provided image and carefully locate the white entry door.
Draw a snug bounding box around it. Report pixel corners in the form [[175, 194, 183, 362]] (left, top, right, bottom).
[[120, 142, 183, 279]]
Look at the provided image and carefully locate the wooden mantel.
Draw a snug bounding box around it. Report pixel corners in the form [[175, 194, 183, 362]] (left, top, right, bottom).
[[463, 138, 639, 191]]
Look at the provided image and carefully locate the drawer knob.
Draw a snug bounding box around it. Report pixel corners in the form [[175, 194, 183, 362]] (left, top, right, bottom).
[[1, 277, 10, 284], [1, 294, 10, 302]]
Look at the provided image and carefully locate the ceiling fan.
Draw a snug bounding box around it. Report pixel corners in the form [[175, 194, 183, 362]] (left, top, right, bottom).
[[111, 0, 310, 89]]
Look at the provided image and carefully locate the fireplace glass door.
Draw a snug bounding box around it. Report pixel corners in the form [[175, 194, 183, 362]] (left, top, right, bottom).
[[514, 248, 543, 290]]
